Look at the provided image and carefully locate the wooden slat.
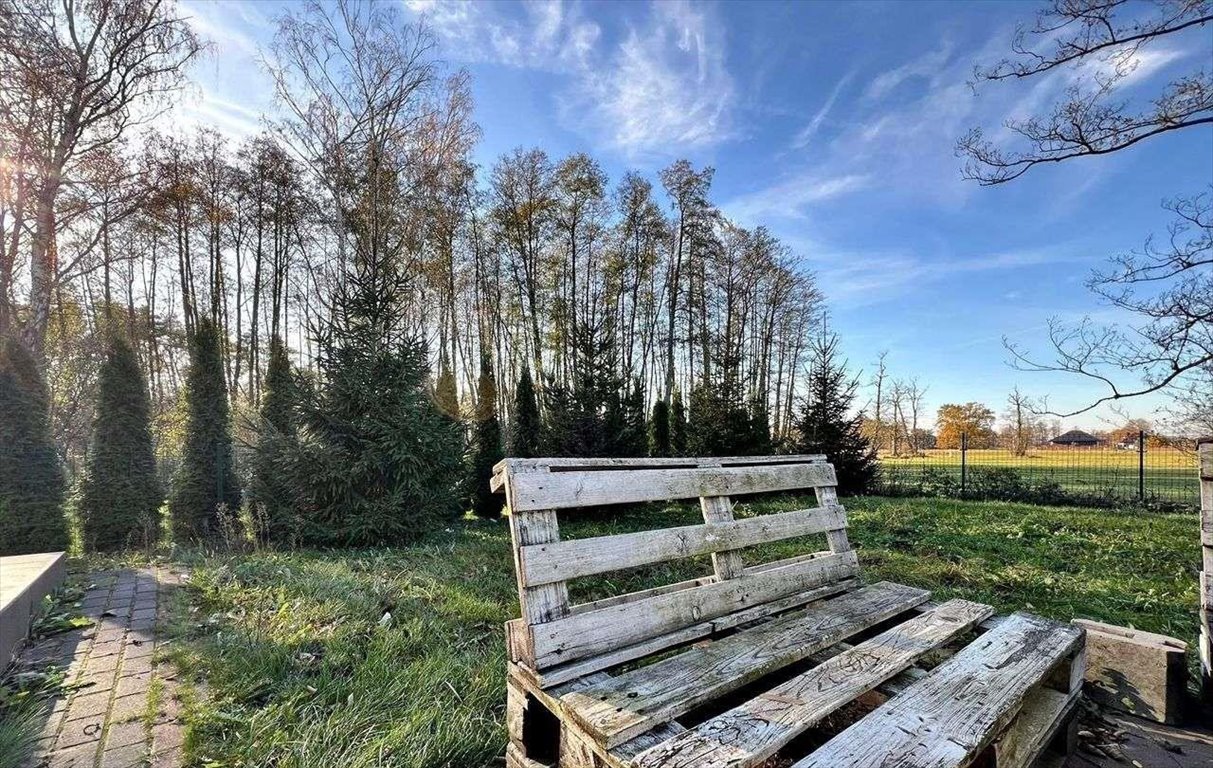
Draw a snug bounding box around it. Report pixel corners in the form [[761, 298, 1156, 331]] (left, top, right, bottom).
[[627, 599, 994, 768], [700, 496, 745, 580], [791, 612, 1084, 768], [1202, 441, 1213, 701], [519, 506, 846, 587], [495, 455, 827, 475], [813, 484, 851, 554], [530, 550, 860, 669], [505, 463, 838, 512], [528, 579, 858, 689], [510, 510, 571, 626], [565, 582, 931, 748], [993, 687, 1079, 768]]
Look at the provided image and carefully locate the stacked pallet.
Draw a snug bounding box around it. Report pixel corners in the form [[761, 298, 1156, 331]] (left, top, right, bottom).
[[1200, 439, 1212, 702], [495, 456, 1086, 768]]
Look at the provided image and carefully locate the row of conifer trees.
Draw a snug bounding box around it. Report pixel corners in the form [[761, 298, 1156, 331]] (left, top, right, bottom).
[[1, 311, 875, 554]]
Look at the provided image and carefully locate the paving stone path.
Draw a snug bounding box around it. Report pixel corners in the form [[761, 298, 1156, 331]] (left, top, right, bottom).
[[17, 567, 186, 768]]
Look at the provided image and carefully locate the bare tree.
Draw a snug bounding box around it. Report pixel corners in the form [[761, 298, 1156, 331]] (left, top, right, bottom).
[[1004, 386, 1036, 456], [0, 0, 199, 360], [958, 0, 1213, 184], [1007, 192, 1211, 415]]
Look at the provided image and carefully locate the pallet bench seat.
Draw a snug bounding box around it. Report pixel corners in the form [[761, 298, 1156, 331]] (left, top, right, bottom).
[[494, 456, 1085, 768]]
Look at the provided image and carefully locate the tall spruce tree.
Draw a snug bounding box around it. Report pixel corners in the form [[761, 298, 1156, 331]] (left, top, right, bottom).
[[0, 335, 66, 555], [649, 398, 671, 457], [468, 354, 504, 519], [747, 392, 773, 455], [508, 364, 541, 458], [795, 333, 877, 495], [80, 331, 161, 551], [169, 317, 240, 540], [284, 237, 463, 546], [249, 335, 297, 543], [671, 389, 688, 457]]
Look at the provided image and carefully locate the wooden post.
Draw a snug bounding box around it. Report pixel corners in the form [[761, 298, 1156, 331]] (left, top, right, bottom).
[[1199, 439, 1212, 702]]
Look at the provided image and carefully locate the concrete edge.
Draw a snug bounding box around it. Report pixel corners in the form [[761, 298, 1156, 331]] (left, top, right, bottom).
[[0, 552, 68, 666]]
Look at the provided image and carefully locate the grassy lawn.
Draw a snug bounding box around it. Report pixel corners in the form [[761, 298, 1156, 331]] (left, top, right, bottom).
[[161, 495, 1202, 768], [879, 447, 1199, 506]]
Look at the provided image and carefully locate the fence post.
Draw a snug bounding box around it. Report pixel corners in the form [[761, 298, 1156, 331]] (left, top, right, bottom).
[[960, 432, 968, 496], [1199, 439, 1212, 703], [1138, 430, 1145, 502]]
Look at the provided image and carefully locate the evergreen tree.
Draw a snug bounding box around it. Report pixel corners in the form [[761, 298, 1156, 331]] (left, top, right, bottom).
[[468, 354, 504, 519], [795, 333, 877, 495], [649, 398, 671, 457], [283, 237, 463, 546], [169, 317, 240, 540], [671, 389, 688, 456], [747, 392, 773, 455], [80, 331, 161, 551], [611, 378, 647, 457], [434, 357, 460, 422], [508, 364, 541, 458], [686, 381, 751, 457], [0, 335, 66, 555], [249, 335, 298, 544]]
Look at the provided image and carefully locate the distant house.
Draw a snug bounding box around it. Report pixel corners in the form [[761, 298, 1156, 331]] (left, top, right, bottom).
[[1050, 429, 1102, 447]]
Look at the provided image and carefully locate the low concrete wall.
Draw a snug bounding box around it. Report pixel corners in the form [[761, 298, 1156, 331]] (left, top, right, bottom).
[[0, 552, 68, 665]]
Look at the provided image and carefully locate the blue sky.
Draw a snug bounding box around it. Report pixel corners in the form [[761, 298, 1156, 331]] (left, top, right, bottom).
[[176, 0, 1213, 430]]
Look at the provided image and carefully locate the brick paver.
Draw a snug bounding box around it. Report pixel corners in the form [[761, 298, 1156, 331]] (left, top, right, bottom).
[[18, 567, 186, 768]]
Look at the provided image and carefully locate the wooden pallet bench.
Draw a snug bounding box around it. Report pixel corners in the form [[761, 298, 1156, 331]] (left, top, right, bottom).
[[493, 455, 1085, 768]]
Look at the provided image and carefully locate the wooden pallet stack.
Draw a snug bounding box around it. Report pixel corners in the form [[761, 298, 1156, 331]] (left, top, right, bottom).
[[1200, 439, 1213, 702], [494, 456, 1085, 768]]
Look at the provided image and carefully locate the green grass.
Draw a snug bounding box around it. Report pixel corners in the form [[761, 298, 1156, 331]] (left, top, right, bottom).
[[879, 447, 1198, 505], [162, 496, 1202, 768]]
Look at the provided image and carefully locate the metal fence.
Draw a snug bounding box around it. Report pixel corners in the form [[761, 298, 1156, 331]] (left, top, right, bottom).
[[875, 431, 1201, 511]]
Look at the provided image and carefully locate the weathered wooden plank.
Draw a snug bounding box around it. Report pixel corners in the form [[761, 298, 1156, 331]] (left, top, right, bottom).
[[626, 599, 993, 768], [495, 455, 827, 475], [511, 510, 571, 626], [700, 496, 745, 580], [519, 506, 846, 587], [505, 463, 838, 512], [506, 742, 550, 768], [531, 550, 861, 669], [813, 484, 851, 554], [993, 686, 1079, 768], [790, 612, 1084, 768], [613, 723, 687, 761], [529, 580, 859, 689], [564, 582, 931, 748], [1073, 619, 1188, 724]]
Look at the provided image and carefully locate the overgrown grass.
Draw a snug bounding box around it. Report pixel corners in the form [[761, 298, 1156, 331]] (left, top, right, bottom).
[[163, 496, 1201, 768], [0, 580, 89, 768]]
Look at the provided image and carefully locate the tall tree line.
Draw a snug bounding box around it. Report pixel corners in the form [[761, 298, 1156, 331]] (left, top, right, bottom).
[[1, 0, 825, 479]]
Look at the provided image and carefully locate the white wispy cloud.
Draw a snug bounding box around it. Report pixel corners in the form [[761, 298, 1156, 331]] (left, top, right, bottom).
[[408, 0, 736, 156], [727, 172, 871, 222], [790, 72, 853, 150], [816, 245, 1089, 309], [575, 1, 734, 155]]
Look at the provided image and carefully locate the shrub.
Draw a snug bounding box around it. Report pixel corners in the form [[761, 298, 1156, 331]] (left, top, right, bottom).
[[79, 331, 161, 551], [0, 335, 66, 555]]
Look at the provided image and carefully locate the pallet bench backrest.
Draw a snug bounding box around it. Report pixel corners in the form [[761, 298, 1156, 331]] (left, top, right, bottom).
[[491, 455, 858, 678]]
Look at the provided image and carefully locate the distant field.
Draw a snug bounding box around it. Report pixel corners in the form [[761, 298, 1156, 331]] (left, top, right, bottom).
[[878, 446, 1199, 506]]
